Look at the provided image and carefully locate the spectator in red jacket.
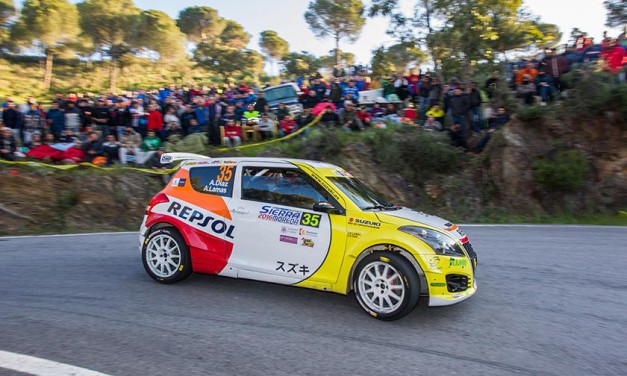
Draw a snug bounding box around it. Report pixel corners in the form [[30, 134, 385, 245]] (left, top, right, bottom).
[[356, 106, 372, 128], [61, 140, 86, 164], [223, 119, 241, 147], [279, 115, 296, 137], [600, 39, 627, 74], [146, 104, 164, 136]]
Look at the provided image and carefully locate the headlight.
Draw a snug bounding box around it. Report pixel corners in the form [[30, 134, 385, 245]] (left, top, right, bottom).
[[399, 226, 465, 256]]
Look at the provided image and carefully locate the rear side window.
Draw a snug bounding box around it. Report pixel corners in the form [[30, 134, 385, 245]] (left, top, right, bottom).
[[189, 166, 235, 197]]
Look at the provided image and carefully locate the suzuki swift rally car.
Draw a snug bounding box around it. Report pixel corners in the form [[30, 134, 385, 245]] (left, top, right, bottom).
[[140, 153, 478, 320]]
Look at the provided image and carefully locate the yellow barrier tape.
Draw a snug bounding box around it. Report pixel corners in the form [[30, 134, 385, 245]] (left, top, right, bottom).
[[216, 114, 323, 152], [0, 159, 178, 175], [1, 114, 323, 172]]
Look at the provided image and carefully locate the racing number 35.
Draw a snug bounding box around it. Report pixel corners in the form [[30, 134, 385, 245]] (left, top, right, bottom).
[[217, 166, 233, 182], [300, 213, 321, 228]]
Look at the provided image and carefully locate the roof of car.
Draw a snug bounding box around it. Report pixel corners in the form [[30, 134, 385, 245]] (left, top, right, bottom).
[[185, 157, 340, 169]]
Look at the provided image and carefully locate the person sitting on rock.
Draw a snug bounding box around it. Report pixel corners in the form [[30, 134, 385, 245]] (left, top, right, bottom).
[[0, 127, 18, 161], [472, 106, 510, 154]]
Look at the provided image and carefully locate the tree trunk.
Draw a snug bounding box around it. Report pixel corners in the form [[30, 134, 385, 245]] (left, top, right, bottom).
[[335, 34, 341, 66], [109, 60, 117, 93], [43, 51, 54, 92]]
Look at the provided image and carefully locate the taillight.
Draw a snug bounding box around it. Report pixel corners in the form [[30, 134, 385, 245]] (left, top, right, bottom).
[[146, 193, 169, 214]]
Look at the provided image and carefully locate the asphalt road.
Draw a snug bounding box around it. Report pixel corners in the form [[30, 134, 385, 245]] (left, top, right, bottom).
[[1, 225, 626, 376]]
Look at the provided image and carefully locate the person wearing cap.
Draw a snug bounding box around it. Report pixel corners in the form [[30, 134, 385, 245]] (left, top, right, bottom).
[[0, 127, 18, 161], [339, 101, 364, 131], [517, 74, 537, 105]]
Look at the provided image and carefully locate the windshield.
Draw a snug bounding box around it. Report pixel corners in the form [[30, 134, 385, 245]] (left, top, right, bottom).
[[264, 86, 297, 103], [329, 177, 396, 210]]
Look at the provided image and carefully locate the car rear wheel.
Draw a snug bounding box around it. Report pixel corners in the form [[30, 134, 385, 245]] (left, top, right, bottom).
[[353, 252, 420, 320], [142, 227, 192, 284]]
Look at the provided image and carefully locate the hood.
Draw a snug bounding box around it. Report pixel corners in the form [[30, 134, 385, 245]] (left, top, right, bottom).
[[376, 208, 467, 242]]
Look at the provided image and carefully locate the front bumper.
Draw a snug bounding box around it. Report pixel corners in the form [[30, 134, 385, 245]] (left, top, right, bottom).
[[421, 247, 478, 307], [429, 279, 477, 306]]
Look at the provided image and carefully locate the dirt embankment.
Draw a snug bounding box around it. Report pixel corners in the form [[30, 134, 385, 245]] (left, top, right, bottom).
[[0, 169, 164, 236]]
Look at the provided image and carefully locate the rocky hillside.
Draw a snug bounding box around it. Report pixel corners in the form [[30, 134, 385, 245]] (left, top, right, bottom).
[[0, 169, 163, 236]]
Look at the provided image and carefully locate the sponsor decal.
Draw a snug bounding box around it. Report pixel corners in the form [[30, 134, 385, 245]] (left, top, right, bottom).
[[281, 226, 299, 235], [298, 228, 318, 237], [333, 169, 353, 178], [430, 282, 446, 287], [348, 217, 381, 229], [301, 238, 315, 247], [166, 201, 235, 239], [190, 166, 234, 197], [300, 213, 321, 228], [347, 231, 362, 238], [202, 179, 230, 194], [259, 205, 302, 225], [451, 293, 464, 299], [428, 256, 441, 268], [171, 178, 187, 187], [279, 235, 298, 244], [309, 173, 342, 201], [160, 155, 172, 163], [258, 206, 321, 228], [449, 258, 468, 267], [276, 261, 310, 275]]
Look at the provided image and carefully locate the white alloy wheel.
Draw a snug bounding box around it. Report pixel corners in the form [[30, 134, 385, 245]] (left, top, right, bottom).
[[145, 234, 182, 278], [357, 261, 406, 314]]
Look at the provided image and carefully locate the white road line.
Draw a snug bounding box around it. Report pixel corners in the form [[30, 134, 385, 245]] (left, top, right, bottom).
[[460, 224, 626, 229], [0, 231, 136, 240], [0, 224, 624, 240], [0, 350, 112, 376]]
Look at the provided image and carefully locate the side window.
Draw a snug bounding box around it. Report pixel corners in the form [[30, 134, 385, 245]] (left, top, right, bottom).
[[241, 167, 327, 210], [189, 166, 235, 197]]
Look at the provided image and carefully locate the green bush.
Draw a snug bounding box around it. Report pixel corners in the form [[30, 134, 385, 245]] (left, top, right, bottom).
[[363, 126, 461, 184], [532, 149, 590, 193]]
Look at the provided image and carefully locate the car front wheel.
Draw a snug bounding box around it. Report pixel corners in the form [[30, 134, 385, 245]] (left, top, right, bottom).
[[142, 227, 192, 284], [353, 252, 420, 320]]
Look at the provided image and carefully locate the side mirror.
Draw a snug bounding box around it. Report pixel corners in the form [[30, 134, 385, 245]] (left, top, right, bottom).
[[313, 201, 336, 214]]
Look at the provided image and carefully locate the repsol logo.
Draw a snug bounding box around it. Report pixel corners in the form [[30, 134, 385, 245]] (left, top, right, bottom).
[[166, 201, 235, 239]]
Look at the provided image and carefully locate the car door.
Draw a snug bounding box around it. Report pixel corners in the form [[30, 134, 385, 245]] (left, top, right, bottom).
[[227, 163, 341, 285]]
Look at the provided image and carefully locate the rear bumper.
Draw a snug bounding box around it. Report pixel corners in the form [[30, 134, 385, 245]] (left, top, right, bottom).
[[138, 216, 148, 253]]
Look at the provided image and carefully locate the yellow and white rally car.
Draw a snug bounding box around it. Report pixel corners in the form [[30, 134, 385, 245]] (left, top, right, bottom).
[[140, 153, 478, 320]]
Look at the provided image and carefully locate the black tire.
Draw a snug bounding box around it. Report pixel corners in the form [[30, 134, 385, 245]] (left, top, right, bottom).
[[353, 252, 420, 321], [142, 227, 192, 284]]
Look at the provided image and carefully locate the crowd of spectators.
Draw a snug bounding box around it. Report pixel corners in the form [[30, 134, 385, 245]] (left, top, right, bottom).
[[1, 29, 625, 164]]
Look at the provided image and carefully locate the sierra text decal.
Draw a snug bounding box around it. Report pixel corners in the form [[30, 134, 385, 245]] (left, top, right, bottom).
[[259, 206, 321, 228]]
